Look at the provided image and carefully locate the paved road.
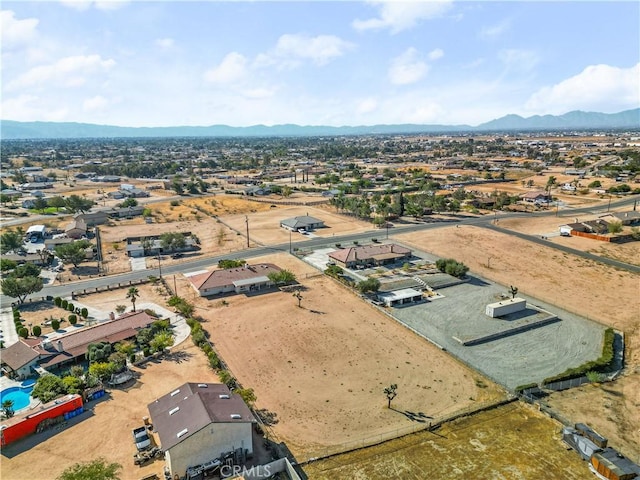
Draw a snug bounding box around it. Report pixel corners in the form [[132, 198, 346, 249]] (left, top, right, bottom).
[[2, 196, 638, 306]]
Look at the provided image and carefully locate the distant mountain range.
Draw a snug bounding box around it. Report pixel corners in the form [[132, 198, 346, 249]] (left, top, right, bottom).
[[1, 108, 638, 139]]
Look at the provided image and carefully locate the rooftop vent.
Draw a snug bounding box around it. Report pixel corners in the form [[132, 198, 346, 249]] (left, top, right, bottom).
[[197, 383, 208, 388], [170, 389, 180, 397], [176, 428, 188, 438], [230, 414, 242, 419], [169, 407, 180, 415], [219, 394, 230, 399]]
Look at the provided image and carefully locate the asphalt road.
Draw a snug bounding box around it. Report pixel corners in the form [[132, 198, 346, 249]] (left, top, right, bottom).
[[2, 196, 638, 305]]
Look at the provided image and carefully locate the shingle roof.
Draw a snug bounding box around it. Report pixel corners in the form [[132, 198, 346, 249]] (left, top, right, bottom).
[[189, 263, 281, 291], [148, 383, 254, 452], [280, 216, 323, 229], [1, 340, 40, 370]]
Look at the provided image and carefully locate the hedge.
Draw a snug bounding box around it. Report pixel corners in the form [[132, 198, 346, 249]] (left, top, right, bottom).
[[543, 328, 615, 385]]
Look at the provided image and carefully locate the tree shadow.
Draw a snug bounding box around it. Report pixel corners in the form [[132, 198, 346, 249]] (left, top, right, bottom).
[[163, 350, 193, 364], [255, 408, 279, 426], [390, 407, 434, 423]]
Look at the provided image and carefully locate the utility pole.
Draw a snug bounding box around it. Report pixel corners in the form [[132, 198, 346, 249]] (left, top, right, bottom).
[[173, 274, 177, 295], [245, 216, 250, 248], [157, 253, 162, 279], [289, 229, 292, 253]]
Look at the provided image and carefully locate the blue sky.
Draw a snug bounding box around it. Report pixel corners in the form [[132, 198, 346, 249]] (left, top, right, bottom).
[[2, 1, 639, 127]]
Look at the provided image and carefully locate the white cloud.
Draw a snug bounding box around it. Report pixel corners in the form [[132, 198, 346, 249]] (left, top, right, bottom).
[[1, 94, 69, 121], [203, 52, 248, 84], [353, 0, 453, 34], [357, 97, 378, 115], [242, 87, 275, 99], [525, 63, 640, 114], [60, 0, 129, 11], [1, 10, 39, 50], [479, 19, 510, 39], [258, 34, 354, 69], [498, 49, 539, 72], [8, 54, 116, 90], [83, 95, 109, 111], [428, 48, 444, 61], [388, 48, 428, 85], [155, 38, 174, 49]]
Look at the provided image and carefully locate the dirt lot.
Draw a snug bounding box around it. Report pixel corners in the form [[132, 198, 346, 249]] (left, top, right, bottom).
[[394, 225, 640, 464], [188, 253, 507, 460], [304, 401, 593, 479], [1, 341, 215, 480]]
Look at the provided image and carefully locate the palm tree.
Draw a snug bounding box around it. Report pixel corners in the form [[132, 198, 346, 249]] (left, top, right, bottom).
[[126, 287, 140, 312], [2, 399, 15, 418]]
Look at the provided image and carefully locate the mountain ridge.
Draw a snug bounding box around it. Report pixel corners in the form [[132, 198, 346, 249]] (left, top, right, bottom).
[[1, 108, 638, 139]]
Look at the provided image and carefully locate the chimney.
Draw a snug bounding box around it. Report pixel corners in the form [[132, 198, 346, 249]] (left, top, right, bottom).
[[56, 340, 64, 352], [109, 312, 115, 321]]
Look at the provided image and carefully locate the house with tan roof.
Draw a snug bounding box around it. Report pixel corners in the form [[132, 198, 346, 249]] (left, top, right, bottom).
[[188, 263, 282, 297], [328, 243, 412, 269], [148, 382, 255, 479]]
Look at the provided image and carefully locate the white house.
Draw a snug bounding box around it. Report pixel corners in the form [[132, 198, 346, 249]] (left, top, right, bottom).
[[148, 382, 255, 479]]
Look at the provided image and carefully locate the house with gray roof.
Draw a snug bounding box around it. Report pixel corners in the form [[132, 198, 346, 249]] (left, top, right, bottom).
[[280, 215, 325, 231], [328, 243, 412, 269], [148, 382, 254, 479]]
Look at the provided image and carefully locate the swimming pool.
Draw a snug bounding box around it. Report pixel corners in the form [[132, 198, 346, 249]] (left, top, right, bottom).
[[0, 381, 35, 412]]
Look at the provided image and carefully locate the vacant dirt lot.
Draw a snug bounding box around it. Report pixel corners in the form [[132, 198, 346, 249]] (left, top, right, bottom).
[[189, 253, 507, 460], [304, 401, 592, 479], [1, 341, 215, 480]]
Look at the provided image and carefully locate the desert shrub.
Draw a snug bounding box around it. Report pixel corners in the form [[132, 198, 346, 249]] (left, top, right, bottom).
[[170, 199, 180, 207], [51, 319, 60, 330], [435, 258, 469, 278], [18, 327, 29, 338], [68, 314, 77, 325], [208, 351, 220, 369], [32, 325, 41, 336]]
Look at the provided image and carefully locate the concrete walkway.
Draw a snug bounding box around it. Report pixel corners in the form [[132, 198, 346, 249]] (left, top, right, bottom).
[[0, 306, 19, 347]]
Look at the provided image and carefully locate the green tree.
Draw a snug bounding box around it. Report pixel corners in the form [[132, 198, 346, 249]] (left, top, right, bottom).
[[149, 331, 174, 353], [87, 342, 112, 363], [120, 198, 138, 208], [51, 319, 60, 330], [607, 221, 623, 234], [357, 278, 381, 293], [1, 230, 23, 254], [0, 258, 18, 272], [32, 325, 42, 336], [62, 375, 84, 395], [56, 458, 122, 480], [267, 269, 296, 285], [126, 287, 139, 312], [235, 387, 257, 408], [115, 341, 136, 357], [55, 240, 92, 267], [1, 276, 44, 304], [32, 374, 66, 403], [384, 384, 398, 408], [88, 362, 115, 382], [160, 232, 186, 251], [2, 399, 15, 418], [115, 304, 127, 315], [588, 180, 602, 189], [48, 196, 67, 212], [435, 258, 469, 279], [64, 194, 95, 214], [32, 197, 49, 213]]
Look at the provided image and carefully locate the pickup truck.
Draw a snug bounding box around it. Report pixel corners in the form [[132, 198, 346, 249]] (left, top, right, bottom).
[[132, 426, 151, 451]]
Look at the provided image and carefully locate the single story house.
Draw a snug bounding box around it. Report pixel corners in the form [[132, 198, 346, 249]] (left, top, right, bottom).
[[520, 191, 551, 204], [75, 211, 109, 226], [65, 218, 87, 239], [0, 189, 23, 199], [602, 211, 640, 226], [328, 244, 412, 269], [280, 215, 325, 231], [148, 382, 255, 479], [108, 205, 145, 219], [1, 311, 156, 377], [126, 236, 197, 258], [189, 263, 282, 297]]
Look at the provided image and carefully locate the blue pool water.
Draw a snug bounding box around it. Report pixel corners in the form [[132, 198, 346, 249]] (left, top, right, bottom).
[[0, 382, 35, 411]]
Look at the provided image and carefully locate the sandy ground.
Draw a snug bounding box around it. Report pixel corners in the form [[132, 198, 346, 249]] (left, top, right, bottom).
[[222, 204, 373, 246], [394, 225, 640, 463], [303, 402, 594, 480], [1, 341, 216, 480], [188, 253, 506, 460]]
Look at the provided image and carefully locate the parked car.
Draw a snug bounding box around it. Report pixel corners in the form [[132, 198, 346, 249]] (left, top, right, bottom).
[[132, 426, 151, 451]]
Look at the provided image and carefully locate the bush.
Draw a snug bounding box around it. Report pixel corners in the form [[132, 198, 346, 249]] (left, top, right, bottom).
[[208, 351, 220, 369], [54, 297, 62, 307], [435, 258, 469, 278], [51, 319, 60, 330], [67, 303, 75, 312], [80, 308, 88, 319], [32, 325, 41, 336], [68, 314, 77, 325], [143, 347, 151, 357], [170, 199, 180, 207], [12, 309, 21, 320], [18, 327, 29, 338], [61, 299, 68, 309]]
